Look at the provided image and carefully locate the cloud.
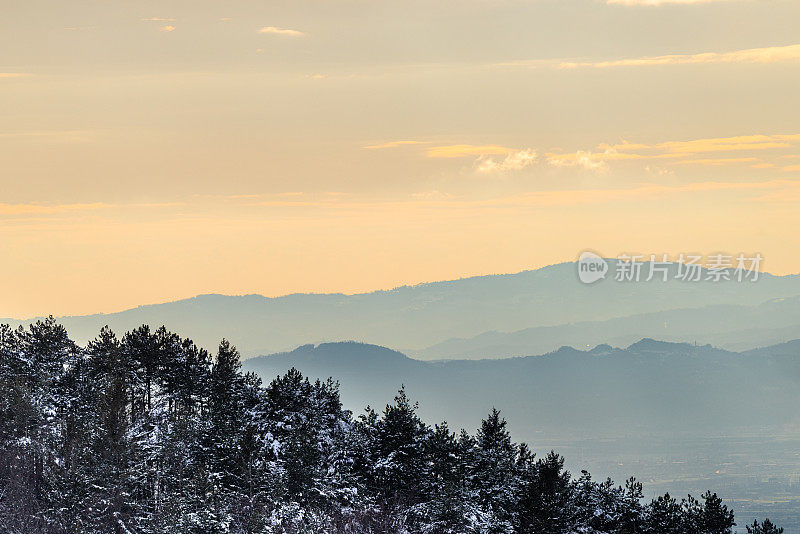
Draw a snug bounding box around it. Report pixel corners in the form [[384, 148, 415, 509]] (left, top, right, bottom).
[[0, 202, 182, 217], [498, 180, 800, 207], [0, 202, 110, 216], [493, 59, 553, 69], [559, 44, 800, 69], [608, 0, 735, 5], [142, 17, 175, 22], [645, 165, 675, 177], [251, 192, 348, 207], [234, 180, 800, 211], [547, 133, 800, 171], [0, 73, 31, 78], [160, 25, 176, 32], [427, 144, 514, 158], [412, 190, 452, 200], [363, 140, 427, 150], [545, 146, 681, 170], [783, 165, 800, 172], [370, 133, 800, 174], [673, 157, 759, 165], [547, 151, 609, 171], [477, 149, 537, 173], [259, 26, 305, 37], [656, 134, 793, 153]]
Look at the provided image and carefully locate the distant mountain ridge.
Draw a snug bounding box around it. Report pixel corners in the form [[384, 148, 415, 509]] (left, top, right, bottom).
[[244, 338, 800, 443], [412, 295, 800, 359], [4, 260, 800, 358]]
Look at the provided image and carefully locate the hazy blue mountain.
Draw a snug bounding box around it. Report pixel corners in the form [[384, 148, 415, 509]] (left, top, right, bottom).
[[5, 261, 800, 357], [413, 295, 800, 359], [244, 339, 800, 443]]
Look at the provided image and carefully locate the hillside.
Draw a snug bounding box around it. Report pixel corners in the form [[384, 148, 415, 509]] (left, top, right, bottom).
[[245, 339, 800, 442]]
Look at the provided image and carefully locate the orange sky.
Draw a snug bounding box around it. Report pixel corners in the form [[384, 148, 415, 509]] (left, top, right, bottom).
[[2, 0, 800, 318]]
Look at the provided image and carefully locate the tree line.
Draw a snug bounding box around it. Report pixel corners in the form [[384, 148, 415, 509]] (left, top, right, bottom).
[[0, 318, 783, 533]]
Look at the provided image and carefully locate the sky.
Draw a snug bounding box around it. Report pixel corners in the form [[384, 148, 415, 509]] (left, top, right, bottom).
[[2, 0, 800, 318]]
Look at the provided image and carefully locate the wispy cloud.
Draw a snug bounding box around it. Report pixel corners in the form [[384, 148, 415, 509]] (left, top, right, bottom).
[[477, 150, 537, 173], [251, 192, 348, 207], [559, 44, 800, 69], [372, 133, 800, 174], [656, 134, 796, 153], [547, 151, 610, 171], [0, 202, 111, 216], [160, 25, 176, 32], [259, 26, 305, 37], [608, 0, 736, 5], [479, 180, 800, 208], [547, 133, 800, 171], [412, 190, 452, 200], [427, 144, 514, 158], [673, 157, 759, 165], [0, 202, 182, 217], [546, 147, 681, 171], [368, 141, 535, 172], [363, 140, 427, 150], [0, 73, 32, 78], [231, 180, 800, 211]]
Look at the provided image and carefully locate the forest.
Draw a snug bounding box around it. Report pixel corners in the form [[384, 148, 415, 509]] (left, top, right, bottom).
[[0, 318, 783, 533]]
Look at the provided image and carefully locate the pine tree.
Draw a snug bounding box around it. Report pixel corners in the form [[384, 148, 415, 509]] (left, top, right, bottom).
[[473, 409, 519, 533], [645, 493, 689, 534], [207, 339, 246, 494], [85, 327, 139, 533], [517, 450, 575, 534], [747, 518, 784, 534], [409, 422, 477, 533], [697, 491, 736, 534], [370, 387, 430, 528], [122, 325, 159, 414]]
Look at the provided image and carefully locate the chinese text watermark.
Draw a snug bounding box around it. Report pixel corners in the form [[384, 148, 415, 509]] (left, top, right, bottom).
[[577, 252, 763, 284]]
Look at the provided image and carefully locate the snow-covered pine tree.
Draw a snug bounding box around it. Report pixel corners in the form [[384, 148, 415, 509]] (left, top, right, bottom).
[[0, 320, 780, 534]]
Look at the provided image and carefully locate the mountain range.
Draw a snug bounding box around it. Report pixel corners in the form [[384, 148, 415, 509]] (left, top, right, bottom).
[[4, 261, 800, 359], [412, 295, 800, 359], [243, 338, 800, 443]]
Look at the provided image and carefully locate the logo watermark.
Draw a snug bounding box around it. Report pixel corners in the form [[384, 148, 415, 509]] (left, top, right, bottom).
[[577, 251, 609, 284], [577, 252, 763, 284]]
